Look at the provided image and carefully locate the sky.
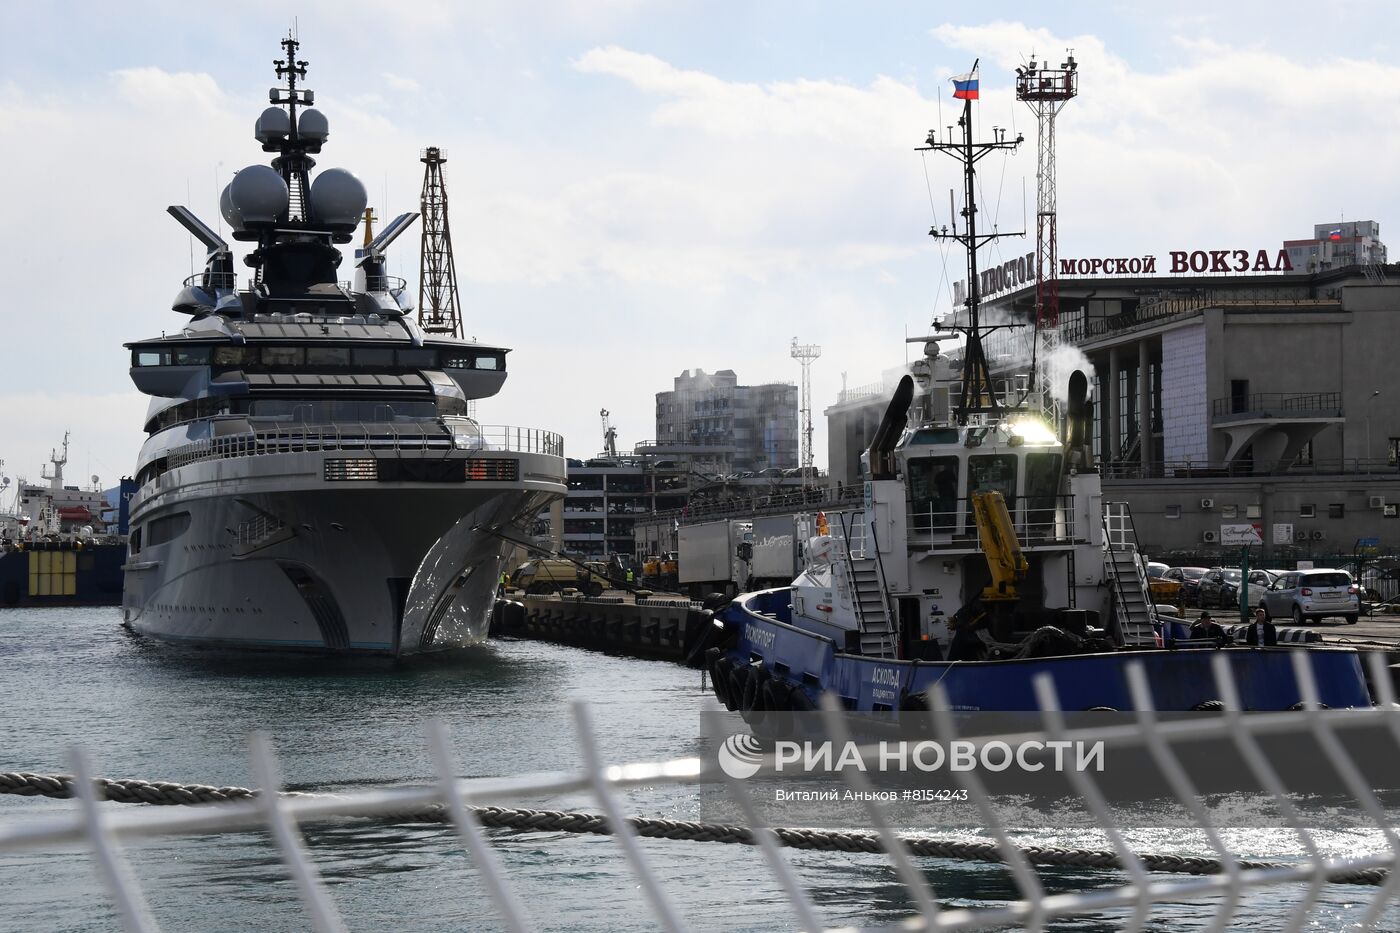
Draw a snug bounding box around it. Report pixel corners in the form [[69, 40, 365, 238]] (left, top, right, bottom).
[[2, 0, 1398, 485]]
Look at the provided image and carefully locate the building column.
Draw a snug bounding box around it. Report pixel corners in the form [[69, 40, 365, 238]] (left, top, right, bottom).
[[1138, 339, 1151, 471], [1107, 346, 1121, 464]]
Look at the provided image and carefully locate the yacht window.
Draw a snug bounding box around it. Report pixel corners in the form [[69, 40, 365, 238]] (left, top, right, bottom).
[[146, 512, 192, 547], [442, 354, 472, 369], [1024, 453, 1063, 537], [353, 347, 394, 367], [213, 346, 251, 366], [475, 355, 501, 370], [968, 454, 1017, 507], [260, 346, 304, 366], [173, 347, 211, 365], [907, 457, 959, 532], [133, 349, 167, 367], [397, 348, 438, 368], [306, 347, 351, 367], [247, 399, 438, 422]]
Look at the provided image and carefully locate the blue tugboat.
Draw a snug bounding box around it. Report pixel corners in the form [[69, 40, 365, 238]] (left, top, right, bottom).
[[705, 73, 1371, 714]]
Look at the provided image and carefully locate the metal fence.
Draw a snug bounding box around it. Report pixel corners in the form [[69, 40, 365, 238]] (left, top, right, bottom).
[[7, 652, 1400, 931]]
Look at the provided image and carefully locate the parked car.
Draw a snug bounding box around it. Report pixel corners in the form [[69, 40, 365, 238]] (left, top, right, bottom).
[[1163, 566, 1210, 606], [1199, 568, 1277, 610], [511, 559, 608, 597], [1145, 561, 1170, 579], [1260, 568, 1360, 624]]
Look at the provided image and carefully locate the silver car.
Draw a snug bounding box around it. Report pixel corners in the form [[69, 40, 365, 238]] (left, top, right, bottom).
[[1260, 568, 1360, 624]]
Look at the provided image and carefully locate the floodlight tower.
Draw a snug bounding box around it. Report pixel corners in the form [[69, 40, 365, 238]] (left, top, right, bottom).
[[417, 147, 463, 338], [1016, 51, 1078, 413], [791, 337, 821, 483]]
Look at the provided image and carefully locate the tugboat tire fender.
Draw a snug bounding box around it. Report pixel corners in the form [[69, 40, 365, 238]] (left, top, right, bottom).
[[726, 666, 748, 714], [742, 664, 769, 714], [787, 684, 817, 711]]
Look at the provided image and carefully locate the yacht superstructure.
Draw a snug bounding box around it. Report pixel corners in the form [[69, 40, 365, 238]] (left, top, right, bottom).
[[120, 38, 566, 654]]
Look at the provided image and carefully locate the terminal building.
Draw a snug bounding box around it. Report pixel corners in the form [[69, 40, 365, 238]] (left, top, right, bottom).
[[826, 225, 1400, 561]]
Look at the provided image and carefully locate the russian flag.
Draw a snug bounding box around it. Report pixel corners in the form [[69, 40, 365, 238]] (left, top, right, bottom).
[[951, 70, 979, 100], [1329, 228, 1343, 241]]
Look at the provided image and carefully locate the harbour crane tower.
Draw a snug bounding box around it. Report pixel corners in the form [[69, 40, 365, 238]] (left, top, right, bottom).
[[790, 338, 821, 484]]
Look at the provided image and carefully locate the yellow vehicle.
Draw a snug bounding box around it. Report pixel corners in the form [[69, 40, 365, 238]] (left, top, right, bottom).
[[511, 559, 608, 597]]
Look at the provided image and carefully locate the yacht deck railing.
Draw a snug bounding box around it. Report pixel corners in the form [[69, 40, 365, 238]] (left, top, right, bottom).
[[163, 421, 563, 471]]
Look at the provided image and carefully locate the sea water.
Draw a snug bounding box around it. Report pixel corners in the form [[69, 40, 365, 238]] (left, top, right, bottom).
[[1, 607, 1395, 931]]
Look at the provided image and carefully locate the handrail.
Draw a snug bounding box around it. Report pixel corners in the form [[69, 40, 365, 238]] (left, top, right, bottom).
[[1101, 458, 1398, 479], [834, 511, 868, 636], [1211, 392, 1343, 417]]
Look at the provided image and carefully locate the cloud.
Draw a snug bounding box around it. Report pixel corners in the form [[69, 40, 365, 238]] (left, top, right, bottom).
[[382, 72, 420, 92]]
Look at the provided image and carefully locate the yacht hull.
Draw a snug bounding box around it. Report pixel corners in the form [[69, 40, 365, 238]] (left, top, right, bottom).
[[122, 456, 561, 656]]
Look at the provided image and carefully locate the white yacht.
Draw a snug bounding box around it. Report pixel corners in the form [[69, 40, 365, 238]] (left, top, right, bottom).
[[121, 39, 566, 654]]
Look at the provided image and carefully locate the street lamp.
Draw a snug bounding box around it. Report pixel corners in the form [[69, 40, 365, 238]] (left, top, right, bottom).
[[1367, 389, 1382, 470]]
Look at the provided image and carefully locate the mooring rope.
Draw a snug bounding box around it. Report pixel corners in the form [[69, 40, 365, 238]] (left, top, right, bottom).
[[0, 771, 1386, 886]]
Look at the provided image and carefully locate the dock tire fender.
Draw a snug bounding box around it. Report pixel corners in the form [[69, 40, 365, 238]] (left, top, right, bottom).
[[1287, 701, 1330, 711], [1191, 700, 1226, 711], [1, 581, 18, 606]]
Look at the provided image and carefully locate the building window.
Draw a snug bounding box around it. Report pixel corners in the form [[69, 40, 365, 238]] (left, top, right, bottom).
[[1296, 441, 1313, 466], [1165, 505, 1181, 519], [1389, 438, 1400, 467], [1300, 504, 1316, 518], [1246, 504, 1261, 519], [1329, 503, 1345, 519]]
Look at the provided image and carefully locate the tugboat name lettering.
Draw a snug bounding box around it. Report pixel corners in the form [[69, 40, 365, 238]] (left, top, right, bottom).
[[745, 625, 776, 650]]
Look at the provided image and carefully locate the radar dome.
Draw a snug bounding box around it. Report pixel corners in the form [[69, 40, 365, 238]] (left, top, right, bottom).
[[218, 183, 245, 231], [298, 108, 329, 143], [309, 168, 367, 230], [228, 165, 289, 226], [254, 106, 291, 144]]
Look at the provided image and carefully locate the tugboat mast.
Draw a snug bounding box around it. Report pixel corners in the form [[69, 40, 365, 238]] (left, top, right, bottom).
[[917, 59, 1024, 425]]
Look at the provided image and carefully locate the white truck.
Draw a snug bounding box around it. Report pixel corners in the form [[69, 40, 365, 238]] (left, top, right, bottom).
[[749, 514, 805, 589], [678, 519, 753, 599]]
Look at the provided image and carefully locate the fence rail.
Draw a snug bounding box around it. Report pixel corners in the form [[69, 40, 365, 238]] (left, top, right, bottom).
[[6, 652, 1400, 931], [1212, 392, 1344, 418]]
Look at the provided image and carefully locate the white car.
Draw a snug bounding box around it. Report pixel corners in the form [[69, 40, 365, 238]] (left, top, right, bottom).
[[1260, 568, 1360, 624]]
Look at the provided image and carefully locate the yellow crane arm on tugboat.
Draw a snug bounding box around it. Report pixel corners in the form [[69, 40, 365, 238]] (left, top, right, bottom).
[[971, 491, 1028, 602]]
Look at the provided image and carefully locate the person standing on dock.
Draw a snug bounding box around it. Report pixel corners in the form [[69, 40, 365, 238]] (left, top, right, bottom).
[[1244, 608, 1278, 646]]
